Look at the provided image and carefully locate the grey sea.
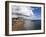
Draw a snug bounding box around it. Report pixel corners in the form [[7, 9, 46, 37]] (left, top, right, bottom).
[[24, 19, 41, 30]]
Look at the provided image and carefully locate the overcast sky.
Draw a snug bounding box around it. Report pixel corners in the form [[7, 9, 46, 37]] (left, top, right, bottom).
[[12, 5, 41, 20]]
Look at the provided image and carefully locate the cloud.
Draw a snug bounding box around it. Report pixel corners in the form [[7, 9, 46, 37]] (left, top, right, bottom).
[[12, 6, 41, 20]]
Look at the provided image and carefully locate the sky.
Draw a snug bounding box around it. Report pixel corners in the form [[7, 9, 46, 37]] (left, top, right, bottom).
[[12, 6, 41, 20], [31, 7, 41, 20]]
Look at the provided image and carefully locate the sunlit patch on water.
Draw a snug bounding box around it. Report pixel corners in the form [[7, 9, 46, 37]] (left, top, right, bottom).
[[24, 19, 35, 30]]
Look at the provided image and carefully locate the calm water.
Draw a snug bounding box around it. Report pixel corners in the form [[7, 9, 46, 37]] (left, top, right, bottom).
[[31, 20, 41, 30], [24, 19, 41, 30]]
